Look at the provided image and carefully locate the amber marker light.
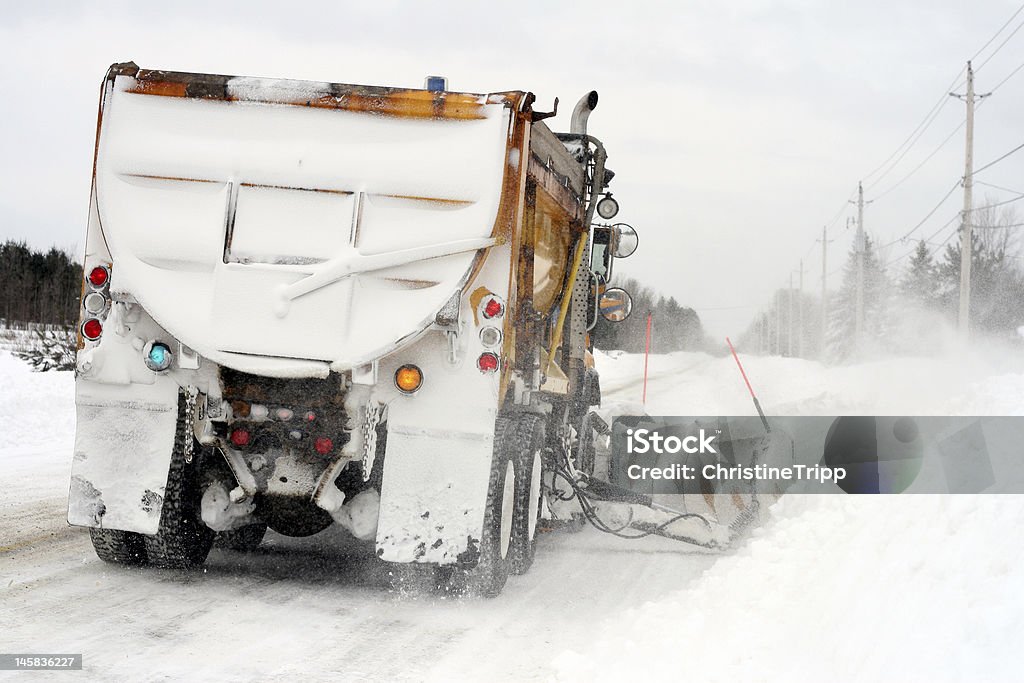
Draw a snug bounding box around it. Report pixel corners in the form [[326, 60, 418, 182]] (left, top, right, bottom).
[[395, 364, 423, 394]]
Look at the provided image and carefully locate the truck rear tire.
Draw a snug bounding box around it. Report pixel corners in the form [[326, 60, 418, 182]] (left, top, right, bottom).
[[142, 396, 215, 569], [510, 415, 545, 575], [464, 418, 517, 597], [89, 528, 147, 565]]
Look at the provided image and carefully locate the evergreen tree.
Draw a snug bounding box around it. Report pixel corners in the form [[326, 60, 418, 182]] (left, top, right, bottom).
[[826, 235, 891, 360], [14, 328, 77, 372], [901, 240, 939, 309], [935, 203, 1024, 335], [590, 278, 707, 353], [0, 240, 82, 325]]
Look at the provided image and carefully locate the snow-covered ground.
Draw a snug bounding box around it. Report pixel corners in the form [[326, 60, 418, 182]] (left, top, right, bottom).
[[1, 348, 1023, 681]]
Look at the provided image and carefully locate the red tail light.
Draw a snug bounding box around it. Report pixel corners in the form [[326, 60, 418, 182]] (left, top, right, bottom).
[[82, 318, 103, 341], [477, 352, 499, 373], [314, 437, 333, 455], [482, 296, 504, 319], [229, 428, 251, 447], [88, 266, 109, 288]]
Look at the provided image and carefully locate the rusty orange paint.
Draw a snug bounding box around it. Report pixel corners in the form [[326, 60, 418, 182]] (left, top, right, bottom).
[[130, 79, 189, 98], [119, 66, 523, 121]]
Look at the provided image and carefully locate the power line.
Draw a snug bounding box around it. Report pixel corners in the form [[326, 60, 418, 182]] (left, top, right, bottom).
[[779, 3, 1024, 316], [989, 57, 1024, 92], [885, 214, 960, 267], [974, 193, 1024, 210], [925, 224, 961, 258], [972, 2, 1024, 63], [972, 140, 1024, 176], [974, 220, 1024, 230], [976, 13, 1024, 72], [862, 5, 1024, 203], [862, 67, 965, 188], [825, 189, 857, 233], [894, 180, 963, 242], [869, 119, 965, 202], [976, 180, 1024, 194], [862, 3, 1024, 194]]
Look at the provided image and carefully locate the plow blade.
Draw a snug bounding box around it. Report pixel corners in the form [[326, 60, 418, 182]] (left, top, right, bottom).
[[563, 419, 796, 550]]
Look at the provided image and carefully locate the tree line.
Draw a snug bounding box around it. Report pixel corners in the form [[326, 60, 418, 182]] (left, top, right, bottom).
[[741, 200, 1024, 361], [591, 277, 708, 353], [0, 240, 82, 326]]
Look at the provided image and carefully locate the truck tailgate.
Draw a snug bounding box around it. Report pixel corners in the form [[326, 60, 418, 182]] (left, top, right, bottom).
[[93, 68, 517, 373]]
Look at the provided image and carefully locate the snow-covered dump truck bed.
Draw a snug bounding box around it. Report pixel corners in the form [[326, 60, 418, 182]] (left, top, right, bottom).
[[92, 63, 523, 375]]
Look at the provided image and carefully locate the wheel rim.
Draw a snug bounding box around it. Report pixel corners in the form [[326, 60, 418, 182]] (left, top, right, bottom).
[[499, 461, 515, 559], [528, 449, 542, 542]]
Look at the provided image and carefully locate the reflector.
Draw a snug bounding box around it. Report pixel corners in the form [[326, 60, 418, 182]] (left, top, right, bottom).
[[82, 319, 102, 341], [145, 343, 172, 372], [477, 352, 499, 373], [479, 326, 502, 348], [230, 429, 250, 447], [88, 266, 109, 288], [482, 296, 504, 319], [84, 292, 106, 314], [395, 364, 423, 393]]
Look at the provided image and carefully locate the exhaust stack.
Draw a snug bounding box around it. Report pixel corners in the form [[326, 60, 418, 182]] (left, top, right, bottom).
[[570, 91, 599, 136]]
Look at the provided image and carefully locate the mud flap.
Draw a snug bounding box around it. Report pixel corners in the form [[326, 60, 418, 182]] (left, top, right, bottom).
[[68, 378, 179, 534], [375, 423, 493, 564]]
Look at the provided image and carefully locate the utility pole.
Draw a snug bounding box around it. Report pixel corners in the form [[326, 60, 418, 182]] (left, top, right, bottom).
[[797, 260, 805, 358], [855, 182, 865, 347], [952, 61, 988, 341], [818, 226, 833, 358], [787, 272, 794, 357]]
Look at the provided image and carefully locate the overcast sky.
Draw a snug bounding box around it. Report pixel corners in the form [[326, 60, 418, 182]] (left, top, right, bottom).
[[3, 1, 1024, 336]]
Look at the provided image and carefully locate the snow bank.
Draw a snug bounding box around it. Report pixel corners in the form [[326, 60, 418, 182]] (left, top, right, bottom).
[[0, 351, 74, 454], [558, 350, 1024, 682], [594, 348, 1024, 416], [553, 495, 1024, 682]]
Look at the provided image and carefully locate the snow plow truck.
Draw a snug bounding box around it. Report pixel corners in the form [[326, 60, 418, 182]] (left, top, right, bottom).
[[68, 62, 640, 597]]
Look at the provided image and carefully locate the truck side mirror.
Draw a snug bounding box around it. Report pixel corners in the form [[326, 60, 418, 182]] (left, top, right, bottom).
[[599, 287, 633, 322], [612, 223, 638, 258]]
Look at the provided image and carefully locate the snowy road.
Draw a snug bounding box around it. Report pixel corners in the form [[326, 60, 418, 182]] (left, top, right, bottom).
[[0, 352, 721, 682], [2, 348, 1024, 681]]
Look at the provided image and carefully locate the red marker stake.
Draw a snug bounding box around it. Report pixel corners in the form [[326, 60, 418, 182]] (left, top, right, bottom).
[[726, 336, 770, 433], [642, 312, 653, 406]]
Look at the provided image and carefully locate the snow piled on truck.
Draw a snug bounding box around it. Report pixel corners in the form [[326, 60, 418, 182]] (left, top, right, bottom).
[[93, 77, 512, 374]]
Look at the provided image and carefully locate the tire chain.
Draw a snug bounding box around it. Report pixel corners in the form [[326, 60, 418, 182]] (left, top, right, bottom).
[[361, 401, 383, 482], [183, 386, 197, 464]]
